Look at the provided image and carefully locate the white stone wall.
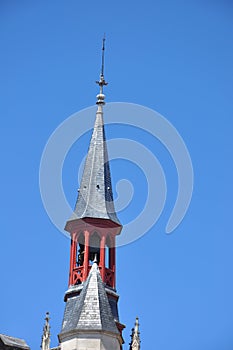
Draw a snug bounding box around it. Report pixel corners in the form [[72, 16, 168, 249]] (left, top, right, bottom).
[[60, 332, 121, 350]]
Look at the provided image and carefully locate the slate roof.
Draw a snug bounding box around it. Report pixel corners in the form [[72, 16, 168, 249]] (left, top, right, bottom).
[[0, 334, 30, 350], [61, 262, 119, 335], [67, 107, 121, 226]]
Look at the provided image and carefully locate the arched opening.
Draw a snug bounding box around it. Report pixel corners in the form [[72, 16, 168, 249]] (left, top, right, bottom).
[[89, 232, 101, 264], [77, 232, 85, 267]]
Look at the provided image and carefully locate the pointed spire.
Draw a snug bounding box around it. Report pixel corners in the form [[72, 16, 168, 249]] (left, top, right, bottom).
[[67, 36, 121, 227], [41, 312, 50, 350], [129, 317, 141, 350]]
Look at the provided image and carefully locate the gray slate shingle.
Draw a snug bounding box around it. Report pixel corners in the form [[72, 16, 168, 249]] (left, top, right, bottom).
[[61, 262, 119, 335], [68, 109, 121, 225]]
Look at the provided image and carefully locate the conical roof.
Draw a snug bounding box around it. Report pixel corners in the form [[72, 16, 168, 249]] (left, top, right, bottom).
[[67, 102, 121, 226]]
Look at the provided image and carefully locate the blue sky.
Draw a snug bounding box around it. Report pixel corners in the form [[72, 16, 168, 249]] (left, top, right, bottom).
[[0, 1, 233, 349]]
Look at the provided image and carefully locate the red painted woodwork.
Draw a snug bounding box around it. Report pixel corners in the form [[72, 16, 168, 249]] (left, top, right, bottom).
[[66, 218, 121, 289], [69, 233, 77, 286], [100, 235, 106, 281], [71, 265, 115, 287]]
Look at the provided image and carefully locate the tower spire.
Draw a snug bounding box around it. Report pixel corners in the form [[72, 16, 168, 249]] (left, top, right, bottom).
[[66, 35, 121, 233], [60, 40, 125, 350], [41, 312, 50, 350], [65, 35, 122, 287], [129, 317, 141, 350]]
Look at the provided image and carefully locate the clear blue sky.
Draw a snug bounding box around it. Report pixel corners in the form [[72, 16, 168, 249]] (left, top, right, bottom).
[[0, 1, 232, 349]]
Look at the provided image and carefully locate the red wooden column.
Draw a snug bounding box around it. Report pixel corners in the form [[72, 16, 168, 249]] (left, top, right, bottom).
[[83, 230, 90, 280], [110, 236, 116, 288], [69, 232, 77, 286], [100, 235, 106, 282]]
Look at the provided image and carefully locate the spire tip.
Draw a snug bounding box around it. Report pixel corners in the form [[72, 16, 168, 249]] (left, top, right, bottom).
[[96, 36, 108, 101]]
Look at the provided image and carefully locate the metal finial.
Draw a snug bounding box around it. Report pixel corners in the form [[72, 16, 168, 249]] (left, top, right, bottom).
[[96, 35, 108, 100], [101, 34, 106, 79]]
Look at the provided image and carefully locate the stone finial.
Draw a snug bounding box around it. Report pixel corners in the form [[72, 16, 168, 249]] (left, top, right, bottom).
[[129, 317, 140, 350], [41, 312, 51, 350]]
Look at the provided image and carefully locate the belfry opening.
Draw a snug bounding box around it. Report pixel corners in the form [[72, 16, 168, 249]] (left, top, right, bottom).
[[68, 226, 117, 288]]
